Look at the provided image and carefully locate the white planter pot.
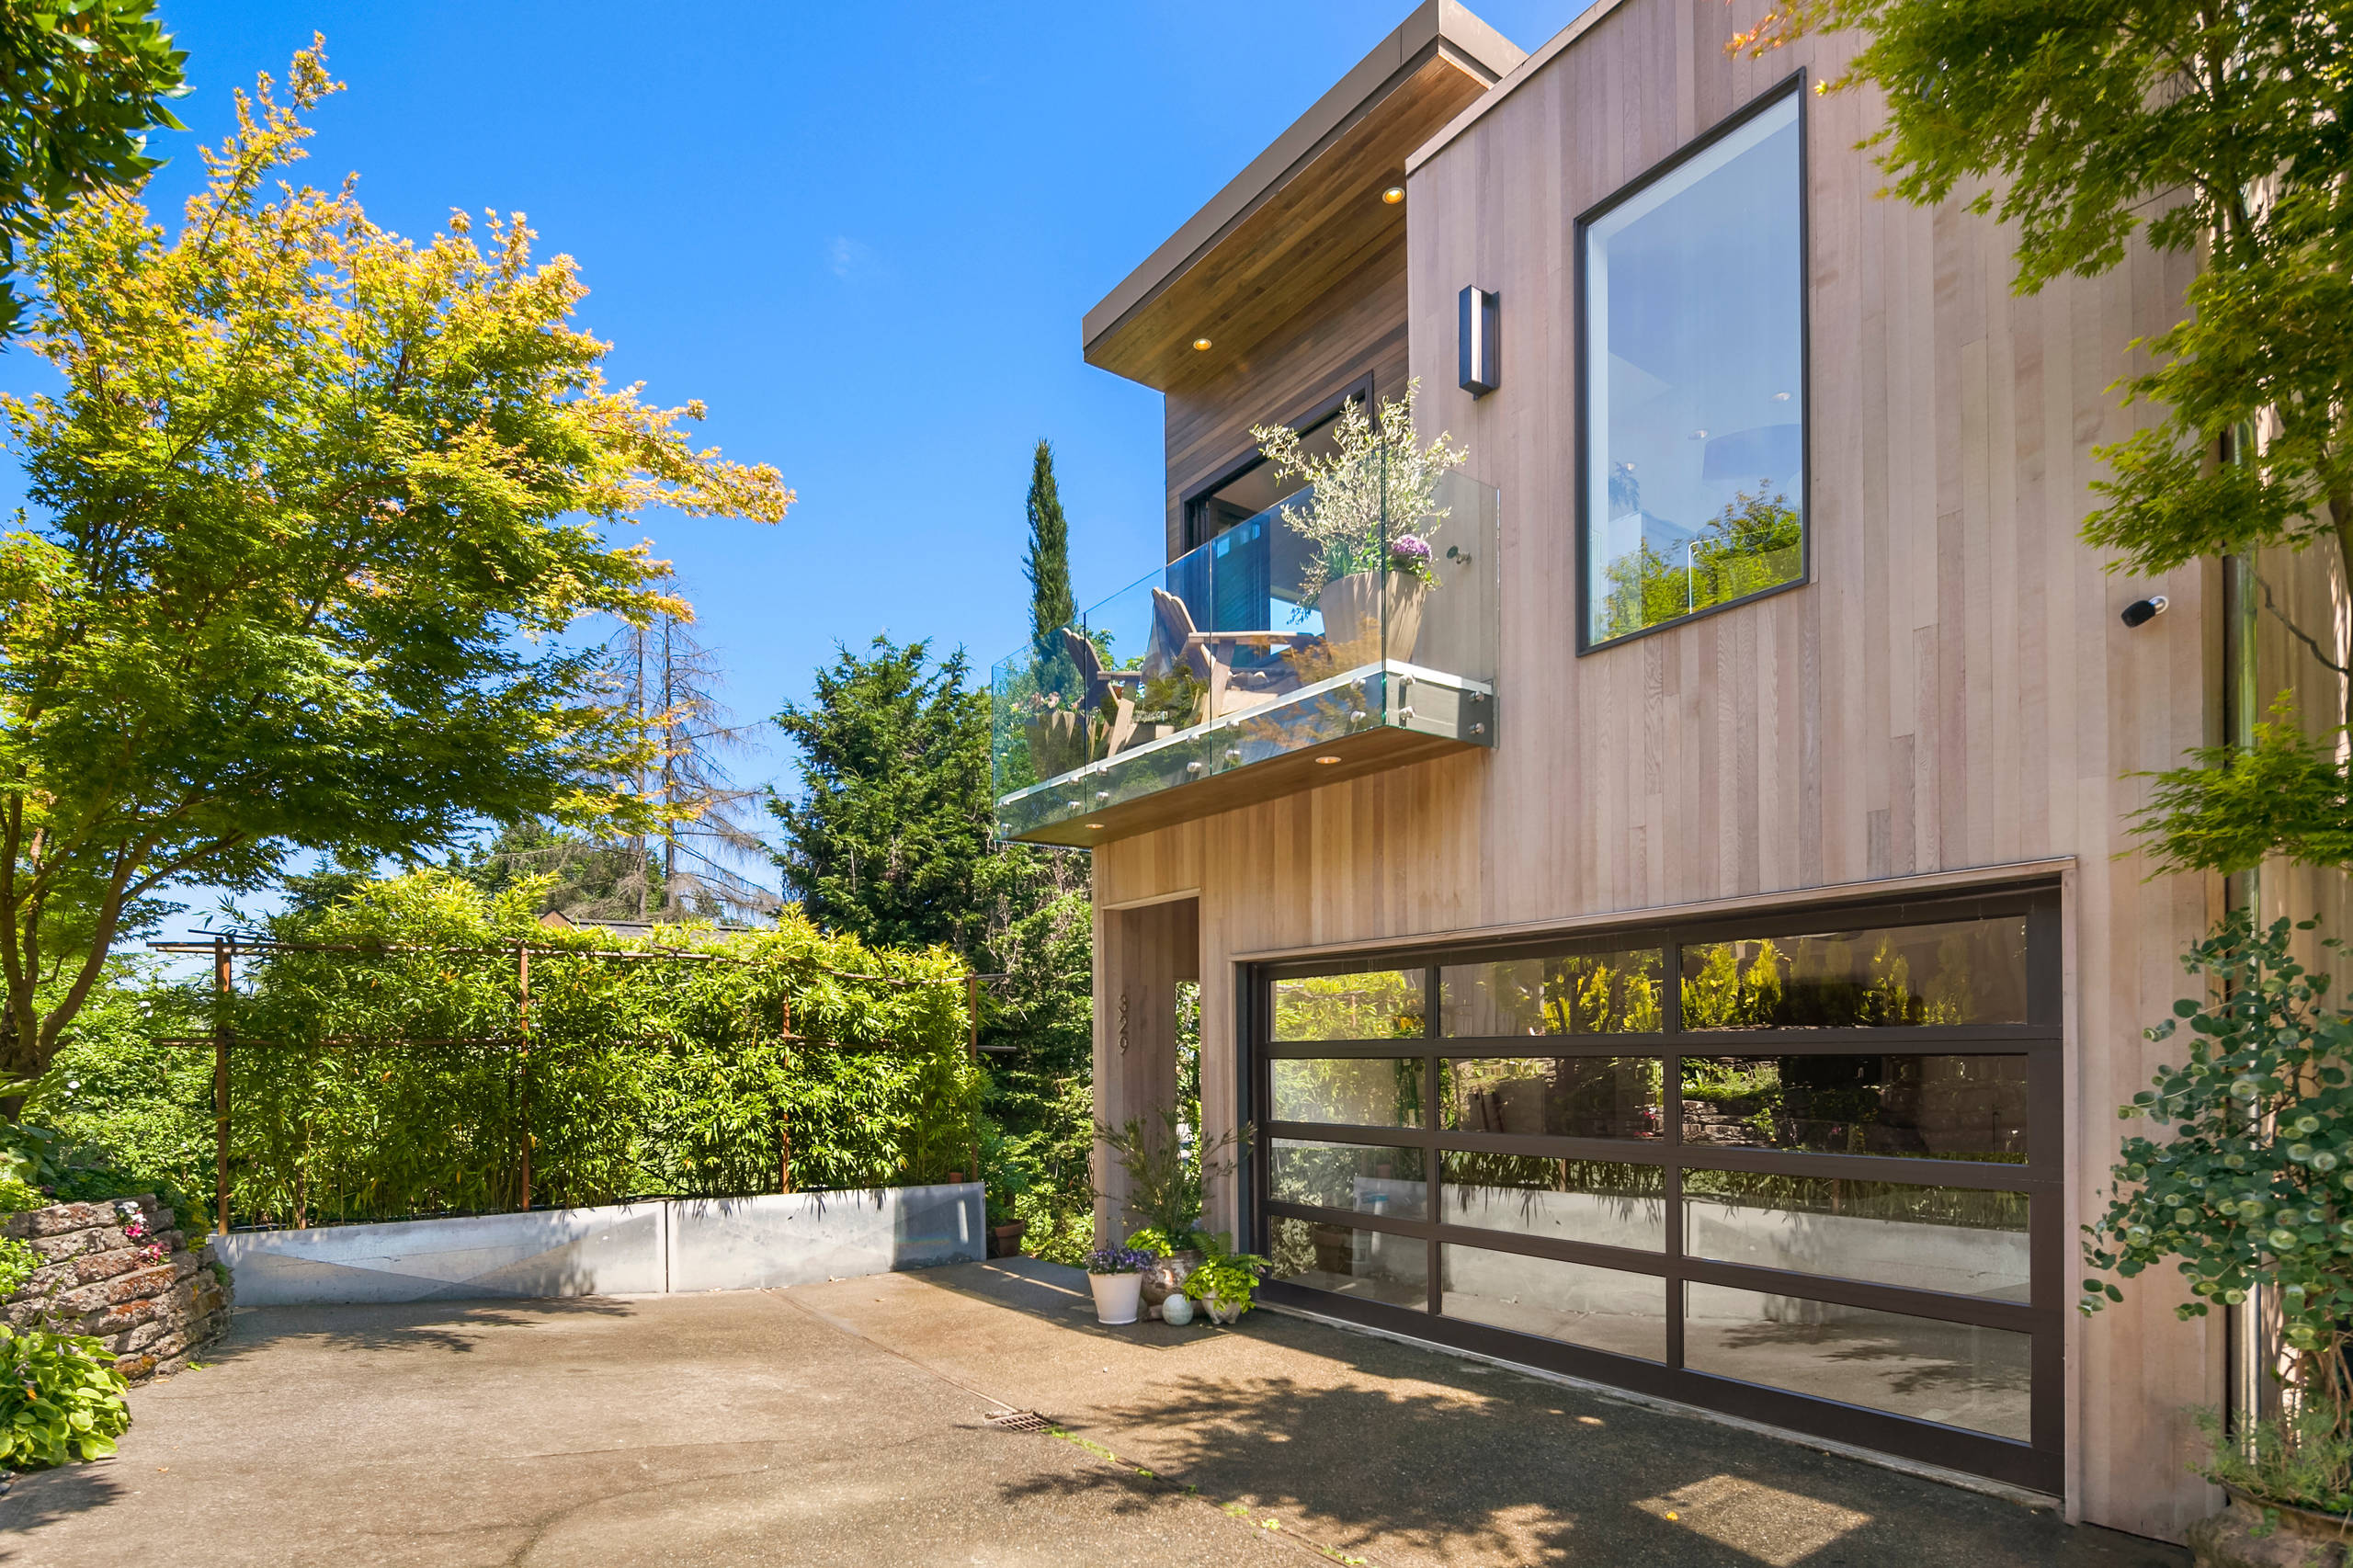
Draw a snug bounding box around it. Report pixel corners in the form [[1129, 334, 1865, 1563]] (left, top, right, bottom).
[[1204, 1291, 1245, 1325], [1089, 1270, 1142, 1324]]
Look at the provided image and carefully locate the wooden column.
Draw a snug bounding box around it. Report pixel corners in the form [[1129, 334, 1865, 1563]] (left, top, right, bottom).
[[1092, 898, 1199, 1242]]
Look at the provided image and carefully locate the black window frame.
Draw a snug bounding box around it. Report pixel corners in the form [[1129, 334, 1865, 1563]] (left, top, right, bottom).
[[1574, 70, 1813, 655], [1242, 885, 2063, 1494], [1182, 373, 1376, 553]]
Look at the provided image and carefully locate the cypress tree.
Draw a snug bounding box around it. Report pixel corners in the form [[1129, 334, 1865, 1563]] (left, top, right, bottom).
[[1023, 438, 1074, 664]]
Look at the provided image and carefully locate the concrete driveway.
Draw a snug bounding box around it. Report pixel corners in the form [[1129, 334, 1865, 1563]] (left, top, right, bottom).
[[0, 1257, 2187, 1566]]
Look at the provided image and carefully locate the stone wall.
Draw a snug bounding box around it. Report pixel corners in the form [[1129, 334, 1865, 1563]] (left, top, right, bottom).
[[4, 1197, 231, 1383]]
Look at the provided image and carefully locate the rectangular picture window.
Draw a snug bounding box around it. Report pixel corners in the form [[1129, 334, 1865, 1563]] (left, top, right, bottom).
[[1584, 89, 1803, 646], [1440, 1245, 1666, 1362], [1272, 970, 1427, 1041], [1680, 1171, 2029, 1300], [1677, 1053, 2029, 1162], [1270, 1058, 1426, 1128], [1683, 1283, 2030, 1439], [1269, 1139, 1427, 1221], [1442, 1153, 1665, 1251], [1269, 1216, 1427, 1312], [1442, 1056, 1665, 1140], [1678, 917, 2029, 1030], [1439, 949, 1665, 1036]]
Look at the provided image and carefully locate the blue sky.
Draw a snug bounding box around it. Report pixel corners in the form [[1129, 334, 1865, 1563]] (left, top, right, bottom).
[[3, 0, 1572, 929]]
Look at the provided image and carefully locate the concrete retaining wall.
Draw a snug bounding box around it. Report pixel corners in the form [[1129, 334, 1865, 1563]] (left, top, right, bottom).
[[216, 1182, 982, 1306]]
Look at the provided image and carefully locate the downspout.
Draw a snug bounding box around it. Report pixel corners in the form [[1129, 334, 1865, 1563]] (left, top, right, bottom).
[[2222, 422, 2274, 1437]]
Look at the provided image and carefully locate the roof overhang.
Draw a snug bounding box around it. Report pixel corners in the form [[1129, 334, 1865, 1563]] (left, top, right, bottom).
[[1082, 1, 1523, 394]]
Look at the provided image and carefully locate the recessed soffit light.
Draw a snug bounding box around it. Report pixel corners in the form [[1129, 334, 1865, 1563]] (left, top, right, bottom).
[[1191, 336, 1212, 351], [1086, 822, 1105, 829], [1381, 185, 1405, 205], [1315, 756, 1343, 766]]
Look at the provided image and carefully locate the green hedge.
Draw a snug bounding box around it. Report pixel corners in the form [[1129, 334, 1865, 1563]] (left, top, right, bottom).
[[41, 874, 984, 1228]]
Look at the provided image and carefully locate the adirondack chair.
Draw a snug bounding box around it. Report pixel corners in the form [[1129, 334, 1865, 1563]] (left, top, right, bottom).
[[1063, 628, 1145, 756], [1145, 587, 1314, 719]]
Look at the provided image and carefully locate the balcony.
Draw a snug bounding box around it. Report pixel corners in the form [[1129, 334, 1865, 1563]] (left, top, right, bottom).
[[992, 470, 1497, 846]]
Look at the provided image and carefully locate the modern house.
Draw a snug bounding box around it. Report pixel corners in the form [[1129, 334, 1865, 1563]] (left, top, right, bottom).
[[990, 0, 2349, 1541]]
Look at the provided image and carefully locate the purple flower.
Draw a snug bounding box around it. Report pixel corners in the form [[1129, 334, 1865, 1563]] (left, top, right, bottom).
[[1083, 1244, 1154, 1275], [1388, 533, 1431, 565]]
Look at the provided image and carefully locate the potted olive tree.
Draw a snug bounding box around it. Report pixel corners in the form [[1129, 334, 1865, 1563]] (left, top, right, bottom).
[[1250, 379, 1466, 669], [2084, 915, 2353, 1562]]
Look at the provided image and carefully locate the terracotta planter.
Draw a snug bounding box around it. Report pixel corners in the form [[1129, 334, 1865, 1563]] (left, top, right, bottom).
[[987, 1221, 1026, 1259], [1317, 571, 1428, 668], [1139, 1249, 1202, 1320], [2188, 1488, 2353, 1567], [1088, 1270, 1142, 1325]]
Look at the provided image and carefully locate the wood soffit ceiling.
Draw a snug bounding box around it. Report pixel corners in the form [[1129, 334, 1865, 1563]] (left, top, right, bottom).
[[1083, 11, 1519, 395]]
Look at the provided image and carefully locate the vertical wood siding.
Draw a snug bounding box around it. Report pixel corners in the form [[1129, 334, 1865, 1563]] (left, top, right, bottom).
[[1079, 0, 2353, 1540]]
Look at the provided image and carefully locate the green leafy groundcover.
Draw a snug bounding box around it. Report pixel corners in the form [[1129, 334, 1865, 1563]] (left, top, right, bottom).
[[0, 1326, 129, 1467], [46, 873, 987, 1228]]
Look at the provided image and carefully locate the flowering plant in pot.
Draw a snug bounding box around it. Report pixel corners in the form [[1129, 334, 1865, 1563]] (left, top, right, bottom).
[[1250, 379, 1466, 668], [1082, 1244, 1154, 1325], [1097, 1109, 1251, 1319]]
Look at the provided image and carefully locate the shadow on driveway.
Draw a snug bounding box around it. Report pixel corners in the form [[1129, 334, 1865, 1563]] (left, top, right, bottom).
[[826, 1258, 2189, 1568]]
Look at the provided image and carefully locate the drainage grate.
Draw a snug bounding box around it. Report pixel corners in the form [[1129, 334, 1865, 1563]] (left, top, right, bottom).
[[986, 1409, 1052, 1433]]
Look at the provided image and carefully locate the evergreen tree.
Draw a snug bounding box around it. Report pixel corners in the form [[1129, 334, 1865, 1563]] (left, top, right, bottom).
[[770, 631, 1098, 1259], [768, 637, 995, 953], [1024, 438, 1075, 660], [606, 611, 780, 924], [449, 821, 660, 926]]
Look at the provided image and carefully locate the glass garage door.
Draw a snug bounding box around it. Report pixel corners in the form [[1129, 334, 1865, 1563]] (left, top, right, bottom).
[[1247, 891, 2062, 1492]]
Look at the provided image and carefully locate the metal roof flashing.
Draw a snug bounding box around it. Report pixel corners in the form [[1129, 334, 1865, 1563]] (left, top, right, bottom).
[[1406, 0, 1641, 175]]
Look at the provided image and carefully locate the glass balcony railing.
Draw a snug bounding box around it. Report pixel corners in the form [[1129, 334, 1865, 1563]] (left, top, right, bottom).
[[992, 469, 1498, 844]]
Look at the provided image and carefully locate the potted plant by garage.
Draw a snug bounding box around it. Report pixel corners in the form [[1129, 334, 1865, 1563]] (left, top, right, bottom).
[[1182, 1240, 1273, 1325], [1250, 378, 1466, 670], [1097, 1108, 1252, 1321], [1125, 1225, 1206, 1320], [1083, 1244, 1153, 1324], [2083, 915, 2353, 1566]]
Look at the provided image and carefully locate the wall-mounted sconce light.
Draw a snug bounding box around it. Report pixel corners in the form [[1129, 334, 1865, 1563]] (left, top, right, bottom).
[[2120, 595, 2168, 628], [1459, 286, 1499, 398]]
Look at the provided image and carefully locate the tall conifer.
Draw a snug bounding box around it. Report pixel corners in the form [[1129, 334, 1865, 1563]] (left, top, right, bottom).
[[1024, 439, 1074, 663]]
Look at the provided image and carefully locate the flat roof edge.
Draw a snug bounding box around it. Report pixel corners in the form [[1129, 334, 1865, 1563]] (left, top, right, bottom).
[[1082, 0, 1524, 358], [1406, 0, 1638, 175]]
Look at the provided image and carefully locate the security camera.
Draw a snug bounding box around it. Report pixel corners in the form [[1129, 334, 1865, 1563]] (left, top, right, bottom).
[[2120, 596, 2168, 629]]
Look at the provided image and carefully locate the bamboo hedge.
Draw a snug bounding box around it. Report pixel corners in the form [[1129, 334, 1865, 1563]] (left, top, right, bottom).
[[183, 874, 983, 1229]]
